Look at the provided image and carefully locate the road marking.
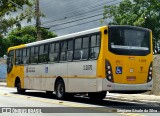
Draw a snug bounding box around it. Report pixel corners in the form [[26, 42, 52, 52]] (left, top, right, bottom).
[[0, 92, 145, 115], [0, 92, 115, 112]]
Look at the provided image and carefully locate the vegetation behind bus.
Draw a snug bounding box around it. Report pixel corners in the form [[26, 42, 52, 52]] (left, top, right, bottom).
[[0, 0, 35, 36], [0, 26, 57, 57], [102, 0, 160, 52]]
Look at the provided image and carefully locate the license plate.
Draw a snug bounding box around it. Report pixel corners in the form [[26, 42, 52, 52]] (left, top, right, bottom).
[[127, 76, 136, 81]]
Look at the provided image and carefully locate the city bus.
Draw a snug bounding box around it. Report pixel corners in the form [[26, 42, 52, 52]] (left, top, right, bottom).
[[6, 25, 153, 100]]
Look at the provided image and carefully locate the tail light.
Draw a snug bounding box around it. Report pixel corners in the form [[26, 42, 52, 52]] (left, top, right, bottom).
[[105, 60, 114, 82], [147, 62, 152, 82]]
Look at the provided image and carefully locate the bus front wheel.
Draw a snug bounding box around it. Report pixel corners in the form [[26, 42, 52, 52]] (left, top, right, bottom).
[[17, 83, 25, 94], [88, 91, 106, 100], [55, 79, 66, 99]]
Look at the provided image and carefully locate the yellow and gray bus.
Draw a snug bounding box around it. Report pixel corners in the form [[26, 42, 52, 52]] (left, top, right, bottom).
[[7, 25, 153, 100]]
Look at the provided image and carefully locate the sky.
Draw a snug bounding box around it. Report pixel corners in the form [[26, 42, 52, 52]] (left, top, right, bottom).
[[23, 0, 121, 36]]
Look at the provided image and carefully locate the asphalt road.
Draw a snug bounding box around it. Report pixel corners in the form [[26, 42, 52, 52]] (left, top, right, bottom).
[[0, 86, 160, 116]]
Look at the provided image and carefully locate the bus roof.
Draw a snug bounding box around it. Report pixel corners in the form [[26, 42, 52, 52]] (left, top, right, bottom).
[[26, 26, 102, 47]]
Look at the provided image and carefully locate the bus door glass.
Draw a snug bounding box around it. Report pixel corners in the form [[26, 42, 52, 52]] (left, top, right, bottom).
[[7, 50, 14, 73]]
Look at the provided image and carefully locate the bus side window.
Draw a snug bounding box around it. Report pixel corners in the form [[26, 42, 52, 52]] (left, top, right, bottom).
[[15, 50, 19, 65], [49, 42, 59, 62], [55, 42, 60, 62], [30, 47, 34, 63], [39, 44, 48, 63], [16, 49, 22, 65], [35, 46, 38, 63], [26, 48, 30, 64], [30, 46, 39, 64], [90, 34, 100, 59], [49, 43, 54, 62], [74, 38, 82, 60], [60, 41, 67, 61], [67, 39, 73, 61], [22, 48, 29, 64], [82, 36, 89, 60]]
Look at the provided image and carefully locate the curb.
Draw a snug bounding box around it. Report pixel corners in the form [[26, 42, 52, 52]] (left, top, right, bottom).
[[0, 85, 6, 87], [0, 82, 6, 87], [105, 96, 160, 106], [0, 78, 6, 82]]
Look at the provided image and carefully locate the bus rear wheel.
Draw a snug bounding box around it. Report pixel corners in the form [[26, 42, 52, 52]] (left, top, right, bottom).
[[55, 79, 66, 99], [88, 91, 106, 100], [17, 83, 25, 94]]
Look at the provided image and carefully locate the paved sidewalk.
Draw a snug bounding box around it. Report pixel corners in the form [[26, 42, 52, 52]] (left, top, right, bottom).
[[106, 92, 160, 105]]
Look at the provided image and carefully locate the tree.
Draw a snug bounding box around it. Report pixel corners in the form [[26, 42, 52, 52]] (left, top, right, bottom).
[[0, 0, 38, 36], [103, 0, 160, 48], [0, 26, 57, 56]]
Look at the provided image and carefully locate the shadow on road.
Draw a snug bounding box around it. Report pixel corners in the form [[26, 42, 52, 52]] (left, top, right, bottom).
[[12, 91, 156, 109]]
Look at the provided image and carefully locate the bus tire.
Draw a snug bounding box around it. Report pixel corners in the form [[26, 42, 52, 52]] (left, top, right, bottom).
[[88, 91, 106, 100], [17, 83, 25, 94], [55, 79, 66, 99]]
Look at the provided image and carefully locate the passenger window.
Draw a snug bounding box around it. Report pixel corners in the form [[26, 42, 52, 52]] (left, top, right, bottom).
[[16, 49, 22, 65], [30, 46, 39, 64], [49, 42, 59, 62], [61, 41, 67, 52], [55, 43, 59, 52], [23, 49, 26, 56], [22, 48, 30, 64], [83, 37, 89, 48], [82, 37, 89, 59], [35, 46, 38, 54], [50, 43, 54, 53], [74, 38, 82, 60], [75, 38, 82, 49], [60, 41, 67, 61], [90, 34, 100, 59], [74, 36, 89, 60], [67, 40, 73, 61], [91, 35, 96, 47], [68, 40, 73, 50], [39, 44, 48, 63]]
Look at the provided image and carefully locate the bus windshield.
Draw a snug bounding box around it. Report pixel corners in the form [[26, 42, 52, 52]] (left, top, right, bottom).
[[109, 26, 150, 56]]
